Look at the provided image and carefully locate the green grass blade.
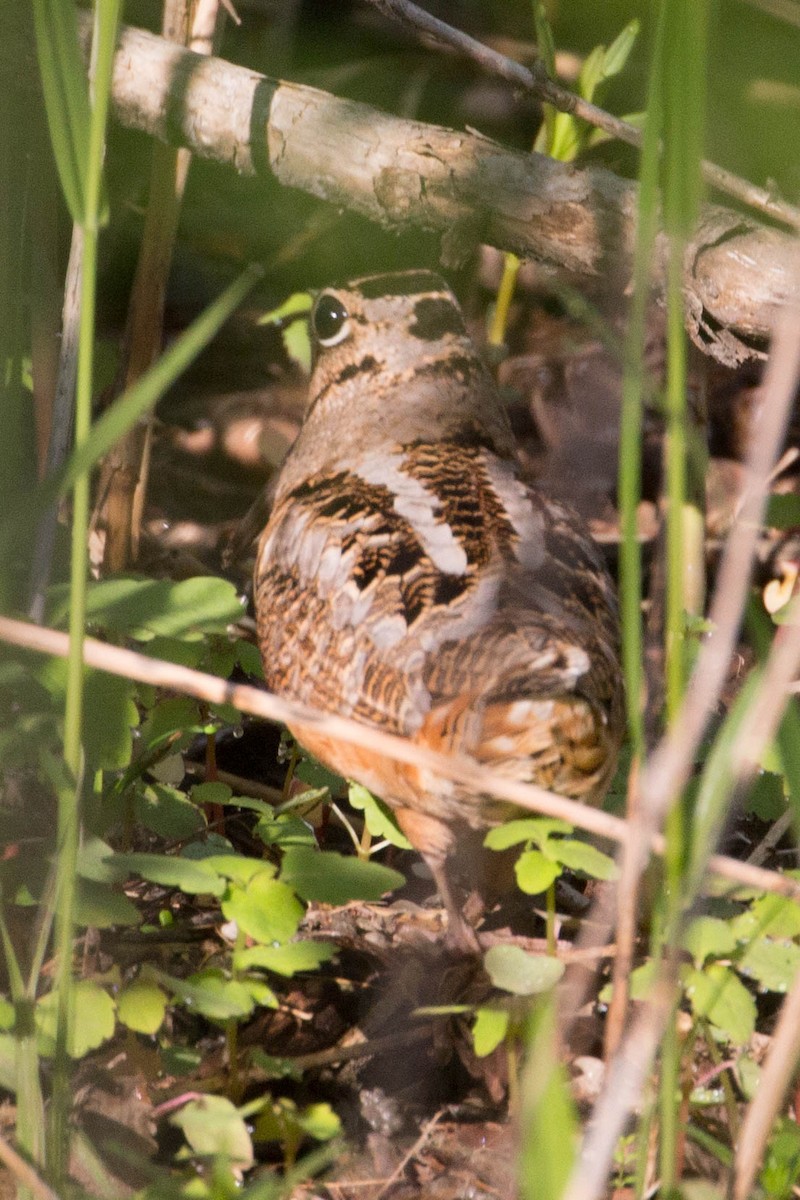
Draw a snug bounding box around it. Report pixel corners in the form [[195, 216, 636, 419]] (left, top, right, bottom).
[[85, 0, 122, 229], [30, 0, 91, 223], [618, 21, 665, 758]]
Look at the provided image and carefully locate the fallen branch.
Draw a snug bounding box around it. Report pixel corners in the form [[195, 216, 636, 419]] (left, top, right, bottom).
[[0, 613, 796, 903], [366, 0, 800, 232], [79, 16, 800, 367]]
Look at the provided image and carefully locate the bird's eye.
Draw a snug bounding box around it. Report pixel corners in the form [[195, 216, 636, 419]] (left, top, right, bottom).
[[312, 293, 351, 346]]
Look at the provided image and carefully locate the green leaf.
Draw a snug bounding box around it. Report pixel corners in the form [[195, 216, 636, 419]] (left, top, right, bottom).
[[601, 20, 640, 81], [31, 0, 91, 223], [683, 964, 756, 1046], [49, 575, 245, 641], [32, 661, 139, 770], [578, 45, 606, 104], [483, 945, 564, 996], [204, 854, 275, 886], [485, 817, 572, 852], [731, 893, 800, 941], [515, 850, 561, 895], [242, 978, 279, 1009], [683, 916, 737, 967], [221, 874, 304, 944], [83, 671, 139, 769], [295, 1102, 341, 1143], [139, 697, 206, 752], [113, 853, 225, 897], [473, 1006, 510, 1057], [348, 783, 412, 849], [256, 812, 318, 848], [747, 772, 787, 821], [738, 939, 800, 993], [760, 1120, 800, 1200], [117, 980, 168, 1034], [135, 783, 207, 840], [234, 639, 265, 678], [181, 833, 233, 859], [164, 969, 257, 1021], [532, 3, 557, 79], [171, 1096, 254, 1169], [599, 958, 658, 1004], [142, 635, 205, 668], [76, 836, 128, 883], [280, 847, 405, 904], [234, 941, 337, 976], [295, 758, 344, 792], [765, 493, 800, 530], [75, 879, 141, 928], [37, 981, 115, 1058], [191, 782, 233, 807], [552, 839, 618, 881]]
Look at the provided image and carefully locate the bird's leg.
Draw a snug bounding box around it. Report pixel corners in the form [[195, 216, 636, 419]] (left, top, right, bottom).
[[426, 856, 482, 954], [395, 807, 482, 954]]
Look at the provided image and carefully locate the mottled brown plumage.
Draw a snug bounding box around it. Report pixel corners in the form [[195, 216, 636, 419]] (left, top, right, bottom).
[[254, 271, 624, 949]]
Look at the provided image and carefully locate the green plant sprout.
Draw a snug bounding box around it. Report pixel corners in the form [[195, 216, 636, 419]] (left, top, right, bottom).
[[488, 7, 640, 349]]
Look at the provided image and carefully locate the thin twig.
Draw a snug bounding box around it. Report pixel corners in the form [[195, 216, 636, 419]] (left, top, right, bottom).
[[747, 809, 794, 867], [563, 282, 800, 1200], [374, 1107, 446, 1200], [564, 972, 677, 1200], [0, 613, 797, 903], [0, 1131, 61, 1200], [366, 0, 800, 230], [282, 1026, 433, 1073], [635, 268, 800, 876], [732, 958, 800, 1200]]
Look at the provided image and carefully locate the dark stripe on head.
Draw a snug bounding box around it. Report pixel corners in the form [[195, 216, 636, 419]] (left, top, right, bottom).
[[335, 355, 379, 384], [353, 271, 449, 300], [410, 297, 465, 341]]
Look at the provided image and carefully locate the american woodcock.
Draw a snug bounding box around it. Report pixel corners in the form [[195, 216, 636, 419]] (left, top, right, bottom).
[[254, 270, 624, 950]]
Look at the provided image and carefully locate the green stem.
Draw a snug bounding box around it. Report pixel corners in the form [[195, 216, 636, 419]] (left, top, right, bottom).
[[488, 253, 520, 347], [657, 994, 680, 1193], [663, 244, 688, 722], [50, 1, 121, 1183], [618, 57, 664, 759], [48, 177, 96, 1198], [545, 881, 557, 956]]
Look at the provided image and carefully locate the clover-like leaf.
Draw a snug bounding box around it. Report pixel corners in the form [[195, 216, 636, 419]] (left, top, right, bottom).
[[683, 916, 737, 967], [683, 964, 756, 1046], [172, 1095, 254, 1168], [552, 839, 618, 881], [75, 879, 141, 928], [166, 969, 258, 1021], [234, 941, 337, 977], [473, 1006, 510, 1057], [738, 939, 800, 993], [113, 853, 225, 896], [37, 981, 115, 1058], [280, 847, 405, 904], [221, 873, 304, 944], [349, 783, 411, 849], [117, 979, 168, 1034], [515, 849, 561, 895], [483, 945, 564, 996]]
